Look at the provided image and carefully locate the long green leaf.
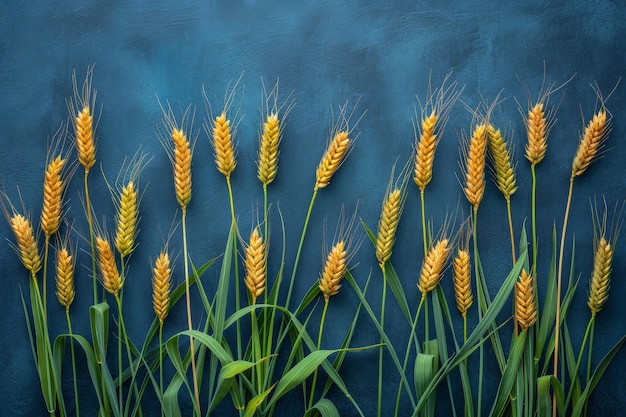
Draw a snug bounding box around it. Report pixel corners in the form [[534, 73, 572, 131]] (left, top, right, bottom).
[[90, 302, 121, 417], [490, 331, 527, 417], [304, 398, 340, 417], [537, 376, 564, 417]]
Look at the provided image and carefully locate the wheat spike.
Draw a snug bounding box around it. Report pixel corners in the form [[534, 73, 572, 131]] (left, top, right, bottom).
[[258, 113, 281, 185], [453, 249, 473, 316], [96, 236, 122, 296], [212, 112, 237, 178], [487, 125, 517, 200], [524, 103, 548, 166], [55, 247, 75, 309], [462, 123, 488, 208], [375, 189, 402, 269], [115, 181, 138, 257], [572, 110, 610, 177], [152, 251, 172, 323], [414, 112, 438, 191], [587, 236, 613, 315], [515, 269, 537, 330], [318, 240, 348, 302], [40, 156, 66, 237], [418, 239, 451, 295], [171, 127, 192, 209], [75, 106, 96, 170], [315, 130, 351, 189], [244, 227, 267, 304], [10, 214, 41, 274]]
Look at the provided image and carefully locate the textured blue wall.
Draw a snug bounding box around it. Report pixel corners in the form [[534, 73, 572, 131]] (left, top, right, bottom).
[[1, 0, 625, 415]]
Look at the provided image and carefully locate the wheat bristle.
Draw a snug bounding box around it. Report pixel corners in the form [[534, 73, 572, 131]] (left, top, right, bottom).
[[462, 123, 488, 208], [375, 189, 401, 269], [515, 269, 537, 330], [152, 251, 172, 323], [587, 236, 613, 315], [418, 239, 451, 295], [212, 112, 237, 178], [453, 249, 473, 316], [75, 106, 96, 170], [487, 125, 517, 200], [258, 113, 281, 185], [41, 156, 66, 237], [96, 236, 122, 296], [572, 110, 609, 177], [10, 214, 42, 274], [115, 181, 138, 257], [525, 103, 548, 166], [413, 112, 438, 191], [244, 227, 267, 304], [55, 247, 75, 309], [318, 240, 348, 301], [171, 127, 192, 209], [315, 130, 351, 189]]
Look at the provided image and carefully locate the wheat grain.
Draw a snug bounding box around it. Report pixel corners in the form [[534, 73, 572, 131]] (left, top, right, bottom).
[[453, 249, 473, 316], [524, 103, 548, 166], [212, 112, 237, 178], [375, 189, 402, 269], [115, 181, 138, 257], [587, 236, 613, 315], [96, 236, 122, 296], [171, 127, 192, 209], [258, 113, 281, 185], [318, 240, 348, 301], [414, 112, 438, 191], [461, 123, 488, 208], [487, 125, 517, 200], [244, 227, 266, 304], [315, 130, 351, 189]]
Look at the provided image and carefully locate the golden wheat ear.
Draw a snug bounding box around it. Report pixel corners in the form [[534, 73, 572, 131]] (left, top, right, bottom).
[[460, 123, 488, 208], [571, 109, 610, 178], [55, 246, 75, 309], [96, 235, 122, 296], [487, 124, 517, 200], [453, 249, 472, 316], [68, 66, 98, 171], [515, 269, 537, 330], [152, 250, 172, 323], [9, 213, 42, 275], [244, 226, 267, 305], [418, 238, 451, 296]]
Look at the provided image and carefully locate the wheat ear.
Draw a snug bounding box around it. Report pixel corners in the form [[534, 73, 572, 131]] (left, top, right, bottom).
[[418, 238, 451, 296], [55, 247, 75, 309], [318, 240, 348, 302], [525, 103, 548, 166], [10, 214, 42, 274], [414, 112, 438, 191], [171, 127, 192, 209], [212, 112, 237, 179], [487, 125, 517, 200], [461, 123, 488, 208], [376, 189, 402, 269], [572, 110, 610, 178], [315, 130, 351, 189], [96, 236, 122, 296], [453, 249, 473, 316], [515, 269, 537, 330], [114, 181, 138, 257], [40, 156, 66, 237], [244, 227, 267, 304], [152, 251, 172, 323], [258, 113, 281, 185]]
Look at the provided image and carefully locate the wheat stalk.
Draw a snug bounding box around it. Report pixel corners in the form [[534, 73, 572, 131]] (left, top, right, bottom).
[[572, 109, 610, 178], [152, 251, 172, 323], [515, 269, 537, 330], [318, 240, 348, 302], [9, 214, 42, 274], [115, 181, 138, 257], [376, 189, 402, 269], [96, 236, 122, 296], [453, 249, 473, 316], [244, 226, 267, 304], [487, 125, 517, 200], [40, 156, 66, 237], [258, 113, 281, 185], [418, 238, 451, 295], [461, 123, 488, 208], [55, 247, 75, 309], [212, 112, 237, 179], [315, 130, 351, 189]]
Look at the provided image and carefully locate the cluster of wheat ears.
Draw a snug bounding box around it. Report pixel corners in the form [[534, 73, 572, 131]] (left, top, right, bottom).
[[3, 66, 624, 417]]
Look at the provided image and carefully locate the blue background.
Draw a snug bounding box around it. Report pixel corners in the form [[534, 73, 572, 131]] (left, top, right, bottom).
[[1, 0, 625, 415]]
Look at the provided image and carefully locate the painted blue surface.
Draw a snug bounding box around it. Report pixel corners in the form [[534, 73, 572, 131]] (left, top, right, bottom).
[[1, 0, 625, 415]]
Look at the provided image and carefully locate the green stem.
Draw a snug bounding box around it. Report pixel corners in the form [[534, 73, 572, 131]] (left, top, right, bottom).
[[586, 317, 595, 384], [65, 309, 80, 417], [463, 313, 467, 344], [181, 209, 201, 415], [226, 176, 241, 359], [84, 169, 98, 305], [420, 189, 428, 258], [471, 205, 483, 417], [309, 300, 329, 410], [159, 322, 164, 417], [117, 297, 123, 415], [507, 198, 516, 265], [394, 296, 425, 417], [378, 267, 388, 417], [43, 236, 49, 315], [286, 188, 318, 309], [530, 165, 538, 278]]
